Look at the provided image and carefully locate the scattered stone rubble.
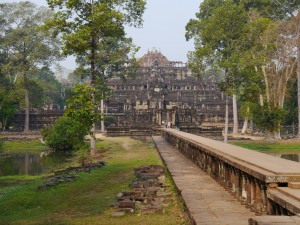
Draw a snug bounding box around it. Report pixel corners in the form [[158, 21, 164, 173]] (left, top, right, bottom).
[[38, 161, 105, 190], [112, 165, 173, 216]]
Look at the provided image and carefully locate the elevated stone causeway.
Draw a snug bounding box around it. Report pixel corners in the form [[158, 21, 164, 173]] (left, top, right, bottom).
[[153, 129, 300, 224], [153, 136, 255, 225]]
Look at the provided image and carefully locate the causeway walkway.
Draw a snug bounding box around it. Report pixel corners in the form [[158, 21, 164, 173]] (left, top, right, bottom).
[[152, 136, 255, 225]]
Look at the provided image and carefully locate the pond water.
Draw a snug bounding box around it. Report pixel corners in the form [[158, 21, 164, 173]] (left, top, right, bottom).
[[267, 153, 300, 163], [0, 151, 72, 176]]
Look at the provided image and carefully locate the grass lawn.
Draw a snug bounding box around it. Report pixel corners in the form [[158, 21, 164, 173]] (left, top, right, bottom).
[[230, 140, 300, 153], [2, 139, 49, 154], [0, 136, 189, 225]]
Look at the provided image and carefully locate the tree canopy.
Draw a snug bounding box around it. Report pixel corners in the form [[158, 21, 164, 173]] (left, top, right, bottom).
[[0, 1, 61, 131], [186, 0, 300, 138], [45, 0, 146, 154]]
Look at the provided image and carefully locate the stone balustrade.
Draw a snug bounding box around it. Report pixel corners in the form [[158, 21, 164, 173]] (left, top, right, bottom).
[[161, 129, 300, 216]]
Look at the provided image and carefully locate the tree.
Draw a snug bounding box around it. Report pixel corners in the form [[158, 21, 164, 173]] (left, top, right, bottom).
[[241, 17, 298, 138], [42, 83, 96, 151], [249, 1, 300, 137], [186, 0, 248, 142], [45, 0, 146, 155], [186, 0, 300, 139], [0, 2, 61, 132]]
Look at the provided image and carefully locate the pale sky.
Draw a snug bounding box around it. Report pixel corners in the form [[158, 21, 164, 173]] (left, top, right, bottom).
[[0, 0, 202, 70]]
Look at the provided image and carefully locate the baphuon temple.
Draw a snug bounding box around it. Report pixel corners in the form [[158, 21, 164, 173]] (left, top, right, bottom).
[[105, 49, 231, 134]]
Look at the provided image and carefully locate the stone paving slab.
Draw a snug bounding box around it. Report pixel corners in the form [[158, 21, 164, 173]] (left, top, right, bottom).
[[277, 188, 300, 202], [249, 216, 300, 225], [153, 136, 255, 225]]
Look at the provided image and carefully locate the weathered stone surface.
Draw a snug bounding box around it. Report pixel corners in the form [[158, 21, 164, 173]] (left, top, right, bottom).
[[159, 129, 300, 216], [249, 216, 300, 225], [153, 135, 256, 225], [118, 200, 135, 209], [289, 182, 300, 189], [267, 188, 300, 214], [134, 165, 164, 180], [38, 161, 105, 190], [104, 50, 227, 130], [114, 164, 172, 217]]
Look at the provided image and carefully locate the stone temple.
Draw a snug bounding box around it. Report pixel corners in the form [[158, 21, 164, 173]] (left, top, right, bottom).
[[105, 50, 230, 133]]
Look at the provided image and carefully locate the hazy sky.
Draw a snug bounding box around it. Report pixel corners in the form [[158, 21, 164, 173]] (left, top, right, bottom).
[[0, 0, 202, 70]]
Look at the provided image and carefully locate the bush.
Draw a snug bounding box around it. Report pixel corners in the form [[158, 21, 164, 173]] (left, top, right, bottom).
[[41, 116, 88, 151], [104, 116, 117, 127], [253, 104, 285, 133]]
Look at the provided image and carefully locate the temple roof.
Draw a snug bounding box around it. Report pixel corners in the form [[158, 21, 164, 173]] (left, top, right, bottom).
[[139, 49, 170, 67]]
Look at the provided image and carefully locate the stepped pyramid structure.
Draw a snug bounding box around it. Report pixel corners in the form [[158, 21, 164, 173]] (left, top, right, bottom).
[[105, 50, 230, 131]]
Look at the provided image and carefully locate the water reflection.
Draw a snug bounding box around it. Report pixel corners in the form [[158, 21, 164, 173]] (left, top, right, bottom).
[[268, 153, 300, 163], [0, 152, 71, 176]]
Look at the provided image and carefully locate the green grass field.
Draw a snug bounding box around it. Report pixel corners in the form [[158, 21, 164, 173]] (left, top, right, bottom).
[[0, 136, 189, 225], [230, 140, 300, 153], [2, 139, 49, 154]]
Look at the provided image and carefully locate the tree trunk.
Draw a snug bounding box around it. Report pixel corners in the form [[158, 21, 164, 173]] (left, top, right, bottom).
[[90, 1, 96, 156], [259, 94, 264, 106], [24, 85, 30, 132], [250, 119, 254, 133], [224, 96, 229, 143], [261, 66, 270, 104], [241, 118, 248, 135], [90, 122, 96, 156], [100, 98, 104, 132], [297, 44, 300, 138], [90, 73, 96, 156], [232, 94, 238, 134]]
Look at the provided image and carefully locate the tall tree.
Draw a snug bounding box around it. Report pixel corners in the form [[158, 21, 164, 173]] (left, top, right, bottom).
[[45, 0, 145, 156], [186, 0, 248, 142], [252, 1, 300, 137], [0, 2, 61, 132]]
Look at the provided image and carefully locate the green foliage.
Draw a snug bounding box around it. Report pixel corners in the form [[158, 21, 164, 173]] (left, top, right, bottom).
[[65, 83, 97, 128], [283, 80, 298, 125], [239, 102, 255, 120], [42, 84, 97, 151], [27, 78, 44, 109], [186, 0, 299, 137], [253, 104, 285, 133], [41, 116, 87, 151], [0, 2, 61, 131], [45, 0, 145, 80], [32, 67, 65, 110], [77, 144, 91, 166], [0, 75, 21, 130], [104, 116, 117, 127], [186, 0, 249, 92]]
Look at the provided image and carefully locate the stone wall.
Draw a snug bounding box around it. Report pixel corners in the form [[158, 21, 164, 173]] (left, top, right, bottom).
[[105, 50, 231, 129], [161, 129, 300, 216]]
